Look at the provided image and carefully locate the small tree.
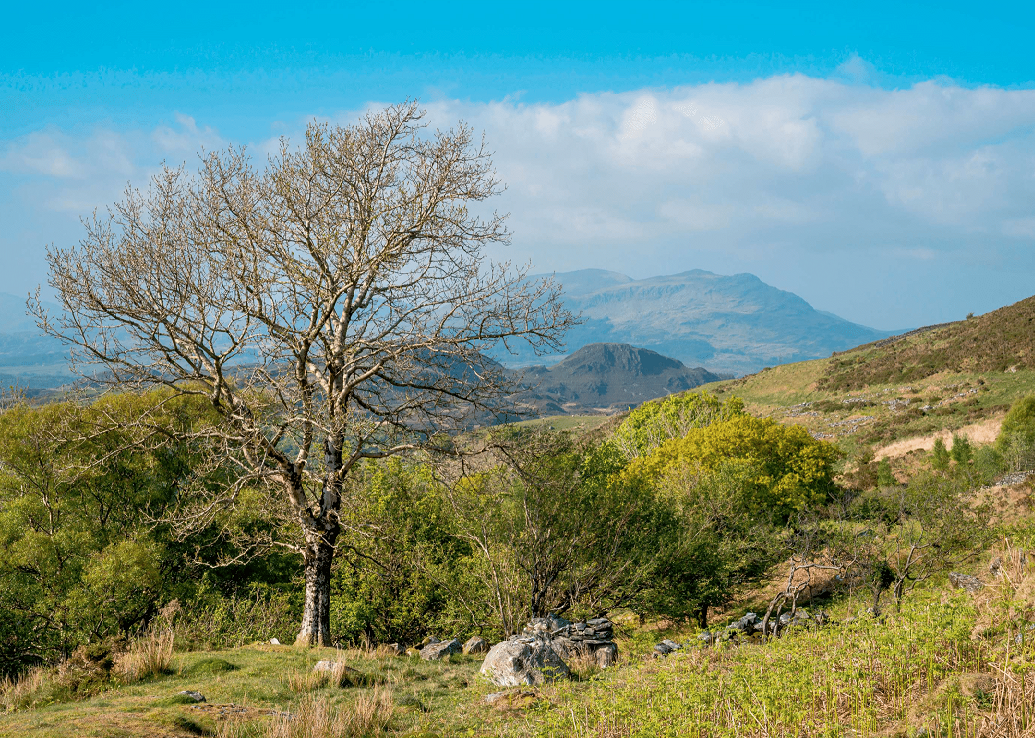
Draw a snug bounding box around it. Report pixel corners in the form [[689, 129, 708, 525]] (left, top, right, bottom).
[[444, 430, 670, 634], [33, 102, 572, 645]]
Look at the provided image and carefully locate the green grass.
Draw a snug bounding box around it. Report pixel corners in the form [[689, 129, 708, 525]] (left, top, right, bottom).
[[0, 645, 498, 737], [5, 565, 1035, 738], [698, 365, 1035, 456]]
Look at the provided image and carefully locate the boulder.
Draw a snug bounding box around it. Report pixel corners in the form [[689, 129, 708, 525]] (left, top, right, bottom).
[[177, 690, 206, 703], [384, 642, 406, 657], [269, 638, 281, 645], [479, 637, 570, 687], [420, 638, 461, 661], [949, 572, 985, 593], [463, 636, 489, 655], [312, 660, 359, 676], [653, 638, 682, 657]]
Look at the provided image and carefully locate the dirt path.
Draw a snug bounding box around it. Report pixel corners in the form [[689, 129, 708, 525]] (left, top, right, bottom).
[[874, 414, 1005, 461]]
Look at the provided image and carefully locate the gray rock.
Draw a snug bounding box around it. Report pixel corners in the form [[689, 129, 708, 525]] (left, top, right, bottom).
[[949, 572, 985, 593], [729, 613, 758, 632], [485, 691, 507, 704], [312, 659, 338, 672], [463, 636, 489, 655], [421, 638, 462, 661], [384, 642, 406, 656], [178, 690, 206, 703], [479, 637, 570, 687], [548, 635, 579, 660], [653, 638, 682, 656], [594, 642, 618, 668], [269, 638, 280, 645], [697, 631, 713, 645], [547, 613, 572, 631]]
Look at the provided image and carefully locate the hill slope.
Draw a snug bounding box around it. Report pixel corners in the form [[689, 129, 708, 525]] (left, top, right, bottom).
[[498, 269, 894, 376], [514, 343, 722, 415], [699, 294, 1035, 452]]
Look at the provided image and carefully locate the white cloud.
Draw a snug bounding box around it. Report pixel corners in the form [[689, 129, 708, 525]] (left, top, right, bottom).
[[4, 74, 1035, 328], [412, 77, 1035, 274]]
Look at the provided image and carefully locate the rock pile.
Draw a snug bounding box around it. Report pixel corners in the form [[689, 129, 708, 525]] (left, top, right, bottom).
[[480, 614, 620, 686], [949, 572, 985, 593], [524, 615, 619, 668], [653, 638, 683, 657], [689, 608, 831, 650]]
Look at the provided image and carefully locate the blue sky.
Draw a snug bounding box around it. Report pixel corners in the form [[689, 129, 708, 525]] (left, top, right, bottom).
[[3, 1, 1035, 330]]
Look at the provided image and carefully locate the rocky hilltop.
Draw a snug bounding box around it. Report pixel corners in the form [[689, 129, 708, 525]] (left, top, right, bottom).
[[497, 269, 895, 376], [513, 342, 722, 415]]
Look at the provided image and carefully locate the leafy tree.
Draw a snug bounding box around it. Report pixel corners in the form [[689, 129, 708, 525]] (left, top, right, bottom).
[[445, 430, 673, 635], [0, 394, 207, 673], [847, 472, 994, 613], [950, 433, 974, 467], [645, 459, 782, 627], [625, 414, 842, 521], [611, 392, 744, 459], [328, 457, 469, 645], [996, 395, 1035, 471], [33, 102, 572, 645]]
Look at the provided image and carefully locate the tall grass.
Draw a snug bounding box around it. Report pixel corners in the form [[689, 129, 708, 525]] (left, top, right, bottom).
[[266, 691, 394, 738], [115, 627, 174, 682], [0, 666, 46, 712]]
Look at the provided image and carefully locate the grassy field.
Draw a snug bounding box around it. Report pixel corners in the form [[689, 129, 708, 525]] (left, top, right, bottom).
[[511, 414, 613, 433], [6, 554, 1035, 737]]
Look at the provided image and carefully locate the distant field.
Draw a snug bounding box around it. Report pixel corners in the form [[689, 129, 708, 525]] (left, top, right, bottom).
[[511, 414, 613, 433]]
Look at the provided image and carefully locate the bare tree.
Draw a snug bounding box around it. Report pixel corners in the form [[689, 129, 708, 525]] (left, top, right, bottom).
[[32, 102, 574, 646]]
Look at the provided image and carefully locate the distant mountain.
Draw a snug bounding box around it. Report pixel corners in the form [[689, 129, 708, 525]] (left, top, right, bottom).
[[512, 342, 723, 415], [0, 293, 71, 390], [498, 269, 896, 377]]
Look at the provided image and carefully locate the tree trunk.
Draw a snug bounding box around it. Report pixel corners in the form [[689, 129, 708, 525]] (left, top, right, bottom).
[[295, 525, 339, 647]]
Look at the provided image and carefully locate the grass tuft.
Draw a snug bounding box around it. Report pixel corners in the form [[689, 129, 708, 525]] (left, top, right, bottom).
[[115, 628, 175, 682]]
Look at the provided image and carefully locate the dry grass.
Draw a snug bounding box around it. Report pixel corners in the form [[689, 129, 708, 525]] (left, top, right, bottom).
[[114, 627, 174, 682], [0, 666, 46, 712], [567, 651, 602, 681], [266, 691, 394, 738]]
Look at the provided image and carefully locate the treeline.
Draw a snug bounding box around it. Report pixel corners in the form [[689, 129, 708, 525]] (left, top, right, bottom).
[[2, 390, 1034, 679]]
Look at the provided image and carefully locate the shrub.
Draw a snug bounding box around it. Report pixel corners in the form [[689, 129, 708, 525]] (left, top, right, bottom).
[[931, 437, 950, 471]]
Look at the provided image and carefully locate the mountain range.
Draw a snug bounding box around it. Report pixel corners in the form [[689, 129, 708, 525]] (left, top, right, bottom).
[[498, 269, 896, 376], [0, 269, 896, 397]]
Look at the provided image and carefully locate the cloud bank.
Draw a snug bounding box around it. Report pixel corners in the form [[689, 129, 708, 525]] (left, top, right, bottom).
[[3, 74, 1034, 329]]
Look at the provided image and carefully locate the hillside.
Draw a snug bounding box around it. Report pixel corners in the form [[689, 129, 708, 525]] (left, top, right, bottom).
[[0, 293, 71, 390], [699, 293, 1035, 455], [497, 269, 894, 376], [513, 342, 722, 415]]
